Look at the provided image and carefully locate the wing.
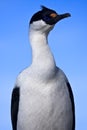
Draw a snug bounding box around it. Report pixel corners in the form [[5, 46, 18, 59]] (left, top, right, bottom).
[[11, 87, 20, 130], [66, 81, 75, 130]]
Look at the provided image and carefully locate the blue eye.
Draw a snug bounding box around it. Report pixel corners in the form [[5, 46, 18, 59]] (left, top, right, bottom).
[[43, 16, 50, 21]]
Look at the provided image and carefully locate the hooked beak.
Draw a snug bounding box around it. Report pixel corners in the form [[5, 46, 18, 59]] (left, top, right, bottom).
[[55, 13, 71, 23]]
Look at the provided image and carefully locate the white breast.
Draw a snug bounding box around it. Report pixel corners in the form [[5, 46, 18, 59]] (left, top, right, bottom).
[[16, 68, 73, 130]]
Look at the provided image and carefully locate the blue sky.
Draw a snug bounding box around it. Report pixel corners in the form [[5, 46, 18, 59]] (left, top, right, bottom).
[[0, 0, 87, 130]]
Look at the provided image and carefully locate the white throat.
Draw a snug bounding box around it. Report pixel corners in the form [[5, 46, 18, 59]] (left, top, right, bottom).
[[29, 24, 56, 78]]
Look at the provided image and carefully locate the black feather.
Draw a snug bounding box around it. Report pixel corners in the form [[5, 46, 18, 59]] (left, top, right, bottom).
[[11, 87, 20, 130], [66, 81, 75, 130]]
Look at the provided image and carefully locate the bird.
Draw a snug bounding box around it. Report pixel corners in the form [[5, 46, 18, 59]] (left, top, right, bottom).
[[11, 6, 75, 130]]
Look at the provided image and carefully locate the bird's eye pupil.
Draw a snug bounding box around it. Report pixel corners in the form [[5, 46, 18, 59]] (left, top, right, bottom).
[[43, 16, 50, 21]]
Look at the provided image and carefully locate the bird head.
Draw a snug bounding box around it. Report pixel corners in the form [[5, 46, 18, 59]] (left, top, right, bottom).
[[29, 6, 71, 34]]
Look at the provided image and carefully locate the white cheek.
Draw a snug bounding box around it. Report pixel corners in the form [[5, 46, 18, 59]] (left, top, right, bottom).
[[30, 20, 54, 34], [32, 20, 47, 30]]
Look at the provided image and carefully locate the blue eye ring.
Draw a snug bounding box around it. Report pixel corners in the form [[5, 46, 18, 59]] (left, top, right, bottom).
[[43, 15, 51, 21]]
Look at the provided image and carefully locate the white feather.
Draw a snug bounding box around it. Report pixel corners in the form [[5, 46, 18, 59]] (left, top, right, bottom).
[[15, 20, 73, 130]]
